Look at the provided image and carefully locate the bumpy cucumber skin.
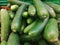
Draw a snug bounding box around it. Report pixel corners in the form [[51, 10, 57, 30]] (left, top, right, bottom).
[[44, 4, 56, 18], [46, 2, 60, 13], [33, 0, 49, 19], [7, 32, 20, 45], [1, 9, 10, 41], [28, 16, 49, 39], [28, 5, 36, 16], [1, 40, 7, 45], [44, 18, 59, 42], [11, 4, 27, 32]]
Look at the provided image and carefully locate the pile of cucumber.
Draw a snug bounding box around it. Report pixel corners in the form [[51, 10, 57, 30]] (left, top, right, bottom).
[[0, 0, 60, 45]]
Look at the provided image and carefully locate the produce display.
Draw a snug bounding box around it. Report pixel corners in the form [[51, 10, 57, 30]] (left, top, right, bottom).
[[0, 0, 60, 45]]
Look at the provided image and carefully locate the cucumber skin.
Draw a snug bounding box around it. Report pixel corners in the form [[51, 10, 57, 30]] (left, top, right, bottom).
[[1, 9, 10, 41], [11, 4, 27, 32], [28, 5, 36, 16], [7, 32, 20, 45], [1, 40, 7, 45], [44, 4, 56, 18], [24, 20, 37, 34], [46, 2, 60, 13], [44, 18, 59, 42], [33, 0, 49, 19], [28, 16, 49, 39]]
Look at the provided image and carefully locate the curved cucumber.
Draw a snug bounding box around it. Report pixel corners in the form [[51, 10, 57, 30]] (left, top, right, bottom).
[[28, 16, 49, 39], [44, 3, 56, 18], [7, 32, 20, 45], [24, 21, 37, 34], [28, 5, 36, 16], [44, 18, 59, 42], [11, 4, 27, 32], [33, 0, 49, 19], [46, 2, 60, 13], [1, 9, 10, 41]]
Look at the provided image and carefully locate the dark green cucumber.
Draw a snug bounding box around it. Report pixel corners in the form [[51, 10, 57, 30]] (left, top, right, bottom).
[[46, 2, 60, 13], [28, 5, 36, 16], [22, 11, 28, 18], [24, 42, 31, 45], [44, 3, 56, 18], [44, 18, 59, 42], [39, 39, 47, 45], [7, 32, 20, 45], [24, 20, 37, 34], [11, 5, 19, 11], [11, 4, 27, 32], [8, 11, 15, 19], [8, 0, 31, 6], [28, 16, 49, 39], [27, 18, 33, 24], [33, 0, 49, 19], [1, 41, 7, 45], [1, 9, 10, 41]]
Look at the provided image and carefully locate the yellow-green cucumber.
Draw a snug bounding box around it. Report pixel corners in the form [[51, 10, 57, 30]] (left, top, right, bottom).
[[28, 5, 36, 16], [1, 9, 10, 41]]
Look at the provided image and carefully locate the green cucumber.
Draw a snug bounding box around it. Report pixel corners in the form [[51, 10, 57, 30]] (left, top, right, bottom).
[[8, 0, 31, 5], [1, 40, 7, 45], [24, 20, 37, 34], [28, 5, 36, 16], [33, 0, 49, 19], [46, 2, 60, 13], [28, 16, 49, 39], [7, 32, 20, 45], [44, 3, 56, 18], [1, 9, 10, 41], [24, 42, 31, 45], [8, 11, 15, 19], [10, 5, 19, 11], [44, 18, 59, 42], [22, 11, 28, 18], [27, 18, 33, 24], [39, 40, 47, 45], [11, 4, 27, 32]]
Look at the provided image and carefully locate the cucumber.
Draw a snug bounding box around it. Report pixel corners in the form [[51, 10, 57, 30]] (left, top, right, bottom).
[[1, 9, 10, 41], [33, 0, 49, 19], [28, 16, 49, 39], [7, 32, 20, 45], [24, 42, 31, 45], [10, 5, 19, 11], [46, 2, 60, 13], [27, 18, 33, 24], [8, 11, 15, 19], [22, 11, 28, 18], [39, 39, 47, 45], [1, 40, 7, 45], [44, 3, 56, 18], [11, 4, 27, 32], [8, 0, 31, 5], [28, 5, 36, 16], [24, 20, 37, 34], [44, 18, 59, 42]]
